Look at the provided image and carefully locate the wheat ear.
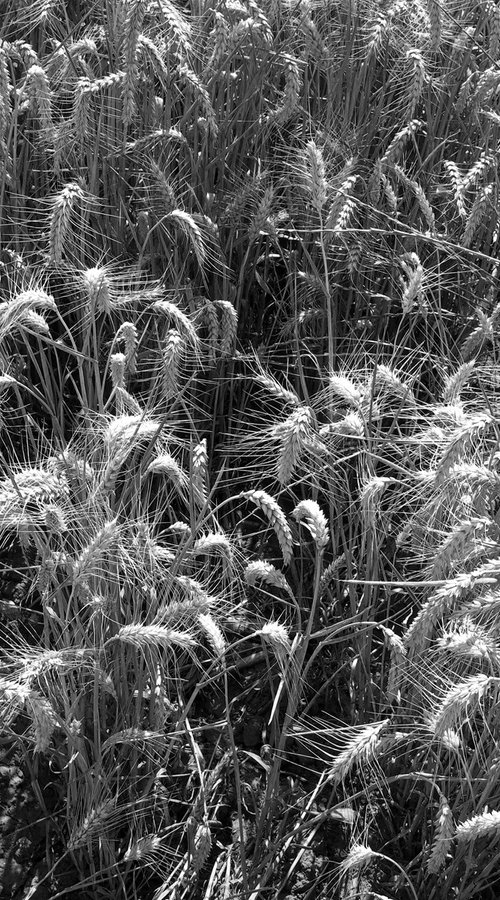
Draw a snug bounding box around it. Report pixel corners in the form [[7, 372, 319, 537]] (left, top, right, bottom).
[[241, 489, 294, 565]]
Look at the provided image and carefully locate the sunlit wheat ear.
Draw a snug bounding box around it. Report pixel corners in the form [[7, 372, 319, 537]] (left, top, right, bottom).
[[193, 532, 233, 567], [429, 517, 491, 581], [115, 321, 138, 375], [198, 612, 226, 656], [257, 621, 292, 671], [396, 169, 435, 234], [72, 519, 119, 585], [380, 120, 423, 166], [436, 617, 500, 665], [324, 176, 358, 240], [277, 405, 315, 485], [426, 0, 441, 49], [404, 576, 473, 656], [103, 414, 161, 458], [473, 70, 500, 111], [122, 0, 145, 126], [292, 499, 329, 551], [0, 466, 69, 528], [191, 820, 212, 873], [442, 360, 475, 404], [360, 476, 395, 532], [145, 454, 189, 495], [177, 64, 217, 138], [488, 0, 500, 58], [115, 387, 143, 417], [427, 673, 498, 738], [155, 0, 192, 54], [106, 623, 197, 655], [435, 413, 493, 484], [320, 410, 366, 441], [319, 554, 346, 597], [339, 843, 376, 879], [0, 288, 56, 341], [123, 833, 164, 863], [456, 810, 500, 844], [241, 490, 294, 566], [300, 0, 327, 64], [400, 254, 425, 315], [380, 171, 398, 212], [403, 49, 426, 121], [244, 560, 294, 598], [442, 160, 466, 219], [100, 415, 160, 492], [26, 689, 58, 753], [460, 309, 494, 361], [110, 353, 126, 392], [327, 719, 390, 785], [203, 10, 229, 76], [364, 7, 390, 61], [49, 182, 86, 265], [379, 625, 406, 703], [191, 439, 208, 507], [246, 186, 276, 245], [304, 140, 328, 212], [43, 503, 68, 535], [370, 363, 416, 408], [254, 368, 300, 407], [0, 46, 12, 139], [80, 266, 112, 315], [153, 296, 196, 341], [162, 329, 184, 399], [24, 64, 53, 132], [427, 792, 454, 874], [463, 184, 496, 248]]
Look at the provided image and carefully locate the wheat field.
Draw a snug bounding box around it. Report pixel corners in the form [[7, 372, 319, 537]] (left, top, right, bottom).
[[0, 0, 500, 897]]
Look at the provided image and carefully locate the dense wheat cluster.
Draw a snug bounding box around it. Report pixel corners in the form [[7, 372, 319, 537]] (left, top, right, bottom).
[[1, 0, 500, 897]]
